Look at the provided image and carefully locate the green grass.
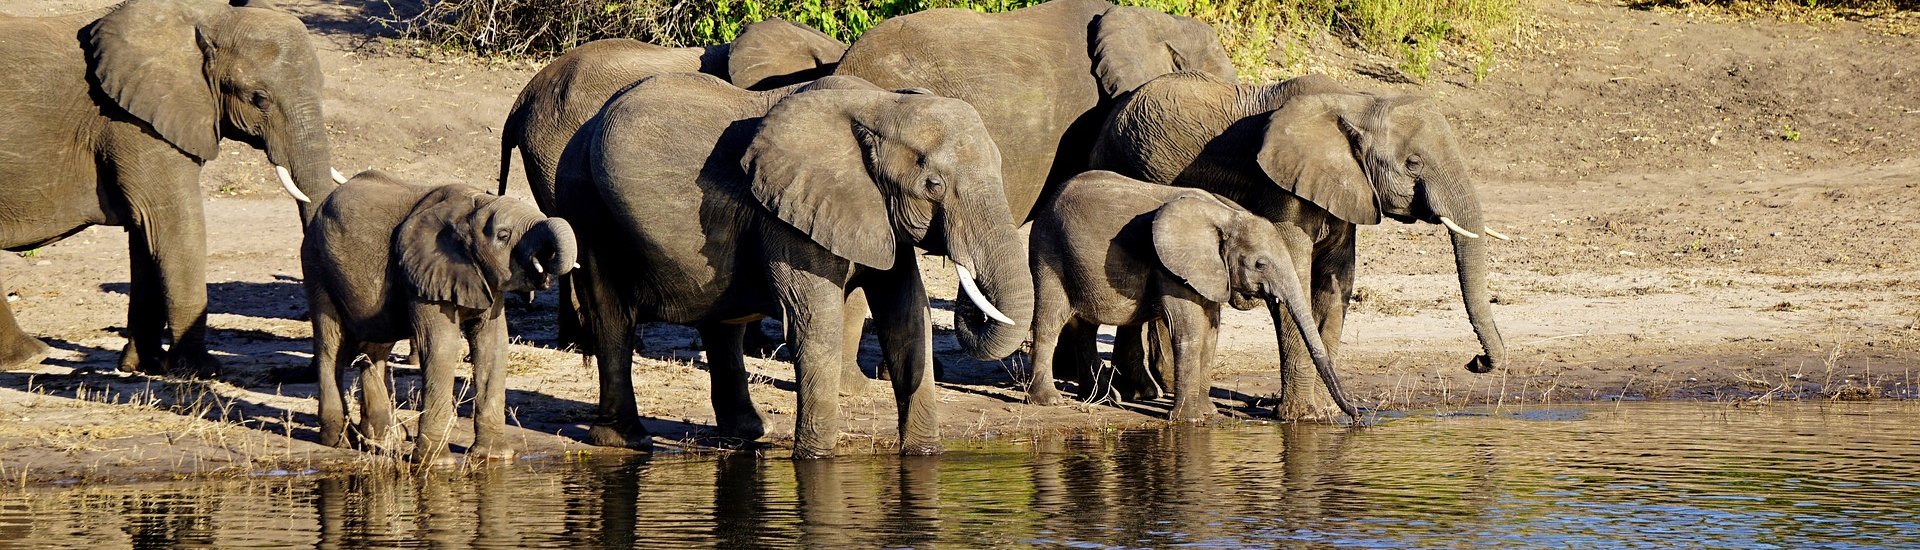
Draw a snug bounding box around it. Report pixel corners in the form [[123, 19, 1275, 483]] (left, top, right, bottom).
[[381, 0, 1524, 81]]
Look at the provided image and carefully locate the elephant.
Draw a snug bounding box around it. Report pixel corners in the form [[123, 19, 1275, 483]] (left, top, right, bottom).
[[0, 0, 341, 375], [554, 73, 1031, 457], [498, 18, 845, 354], [1027, 171, 1356, 421], [832, 0, 1235, 374], [1088, 71, 1509, 420], [302, 170, 577, 463]]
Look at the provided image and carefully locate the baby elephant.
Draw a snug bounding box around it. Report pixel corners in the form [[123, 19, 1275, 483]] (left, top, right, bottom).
[[302, 171, 576, 463], [1028, 171, 1356, 421]]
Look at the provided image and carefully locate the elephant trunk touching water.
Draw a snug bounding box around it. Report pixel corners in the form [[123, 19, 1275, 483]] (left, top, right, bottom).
[[1421, 166, 1505, 374]]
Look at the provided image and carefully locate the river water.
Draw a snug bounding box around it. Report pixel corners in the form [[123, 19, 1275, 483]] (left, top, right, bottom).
[[2, 402, 1917, 548]]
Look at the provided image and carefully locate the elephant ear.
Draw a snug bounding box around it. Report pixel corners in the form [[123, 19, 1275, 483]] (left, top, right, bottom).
[[1151, 194, 1232, 303], [397, 191, 496, 311], [742, 90, 896, 270], [1257, 93, 1382, 225], [1092, 7, 1233, 97], [728, 18, 847, 91], [87, 0, 225, 161]]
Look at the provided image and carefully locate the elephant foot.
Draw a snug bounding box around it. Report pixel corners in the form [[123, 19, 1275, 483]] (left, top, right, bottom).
[[117, 342, 162, 375], [319, 424, 349, 449], [791, 444, 835, 460], [468, 441, 517, 462], [899, 440, 943, 456], [1169, 399, 1216, 423], [716, 413, 766, 442], [587, 423, 653, 450], [1026, 386, 1066, 407], [839, 365, 870, 396], [0, 337, 50, 371], [408, 447, 458, 467]]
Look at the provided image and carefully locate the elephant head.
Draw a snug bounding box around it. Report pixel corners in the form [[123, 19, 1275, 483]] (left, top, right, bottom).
[[1151, 193, 1358, 419], [87, 0, 341, 216], [1259, 90, 1507, 374], [742, 88, 1033, 360], [726, 18, 847, 91], [397, 186, 578, 311], [1091, 5, 1237, 97]]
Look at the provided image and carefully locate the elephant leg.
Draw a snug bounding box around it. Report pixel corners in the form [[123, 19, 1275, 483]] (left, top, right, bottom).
[[1310, 225, 1357, 359], [553, 274, 591, 354], [840, 287, 870, 393], [1147, 317, 1176, 397], [768, 258, 849, 459], [1272, 226, 1338, 420], [137, 194, 217, 377], [0, 269, 50, 371], [409, 304, 465, 465], [576, 258, 649, 449], [1110, 324, 1161, 402], [117, 227, 167, 375], [864, 259, 940, 456], [467, 312, 514, 461], [698, 322, 765, 441], [1061, 320, 1105, 403], [357, 341, 401, 454], [310, 300, 352, 448], [1164, 299, 1222, 423], [1025, 270, 1072, 406]]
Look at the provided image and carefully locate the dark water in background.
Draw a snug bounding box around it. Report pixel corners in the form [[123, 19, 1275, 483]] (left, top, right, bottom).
[[3, 402, 1918, 548]]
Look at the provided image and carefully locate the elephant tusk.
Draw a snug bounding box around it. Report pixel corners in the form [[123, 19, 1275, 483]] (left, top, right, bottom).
[[1483, 227, 1512, 241], [274, 165, 312, 203], [331, 167, 349, 185], [533, 262, 543, 274], [1439, 217, 1480, 239], [572, 263, 582, 270], [955, 264, 1014, 326]]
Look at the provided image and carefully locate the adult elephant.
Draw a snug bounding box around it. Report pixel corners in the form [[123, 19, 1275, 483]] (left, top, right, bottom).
[[0, 0, 340, 375], [555, 74, 1031, 457], [1090, 72, 1509, 420], [499, 18, 844, 353], [498, 18, 846, 208], [836, 0, 1233, 368]]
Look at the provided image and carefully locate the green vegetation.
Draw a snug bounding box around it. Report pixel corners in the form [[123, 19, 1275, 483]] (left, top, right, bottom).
[[380, 0, 1523, 81]]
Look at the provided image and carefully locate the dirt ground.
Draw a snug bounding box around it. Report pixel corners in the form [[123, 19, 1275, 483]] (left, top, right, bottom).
[[0, 0, 1913, 485]]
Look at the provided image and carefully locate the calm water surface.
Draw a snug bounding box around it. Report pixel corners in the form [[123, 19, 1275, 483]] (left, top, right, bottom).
[[3, 402, 1918, 548]]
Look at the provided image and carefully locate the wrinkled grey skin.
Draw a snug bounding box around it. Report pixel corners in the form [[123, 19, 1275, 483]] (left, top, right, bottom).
[[1028, 171, 1355, 421], [834, 0, 1234, 358], [555, 74, 1031, 458], [1090, 72, 1506, 420], [0, 0, 338, 376], [303, 171, 577, 464], [498, 19, 845, 353]]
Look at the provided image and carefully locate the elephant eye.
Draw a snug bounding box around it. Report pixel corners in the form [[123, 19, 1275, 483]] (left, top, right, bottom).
[[1405, 155, 1423, 173], [1255, 259, 1271, 270], [495, 228, 510, 242], [924, 177, 945, 196], [249, 90, 271, 108]]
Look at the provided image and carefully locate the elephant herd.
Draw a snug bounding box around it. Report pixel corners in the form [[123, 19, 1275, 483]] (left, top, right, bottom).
[[0, 0, 1510, 462]]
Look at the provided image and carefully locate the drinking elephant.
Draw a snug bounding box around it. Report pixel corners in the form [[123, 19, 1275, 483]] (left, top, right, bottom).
[[0, 0, 341, 375], [498, 19, 845, 353], [833, 0, 1234, 355], [303, 171, 576, 463], [554, 73, 1031, 457], [1089, 72, 1508, 420], [1028, 171, 1356, 421]]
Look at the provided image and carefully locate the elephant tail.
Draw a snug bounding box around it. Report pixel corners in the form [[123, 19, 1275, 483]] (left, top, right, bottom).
[[497, 94, 532, 197]]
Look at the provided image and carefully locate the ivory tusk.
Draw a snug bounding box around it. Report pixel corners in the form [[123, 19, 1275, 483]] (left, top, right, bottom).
[[533, 263, 543, 274], [274, 165, 312, 203], [1439, 217, 1480, 239], [572, 263, 581, 270], [1483, 227, 1512, 241], [331, 167, 349, 184], [955, 264, 1014, 326]]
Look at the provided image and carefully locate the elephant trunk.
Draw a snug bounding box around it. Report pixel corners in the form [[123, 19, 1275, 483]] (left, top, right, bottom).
[[948, 197, 1034, 361], [1269, 272, 1357, 420], [1426, 172, 1506, 374], [267, 98, 339, 222], [520, 218, 578, 288]]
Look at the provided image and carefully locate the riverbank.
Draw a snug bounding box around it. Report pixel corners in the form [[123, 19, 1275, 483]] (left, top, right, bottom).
[[0, 0, 1914, 486]]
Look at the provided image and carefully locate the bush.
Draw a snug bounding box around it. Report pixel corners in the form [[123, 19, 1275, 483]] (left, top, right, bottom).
[[379, 0, 1522, 79]]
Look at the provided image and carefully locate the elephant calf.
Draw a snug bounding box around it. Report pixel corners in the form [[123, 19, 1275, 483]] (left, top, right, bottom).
[[302, 171, 576, 463], [1027, 171, 1355, 421]]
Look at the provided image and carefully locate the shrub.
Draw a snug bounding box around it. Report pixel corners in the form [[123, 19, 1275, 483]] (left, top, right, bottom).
[[379, 0, 1522, 80]]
